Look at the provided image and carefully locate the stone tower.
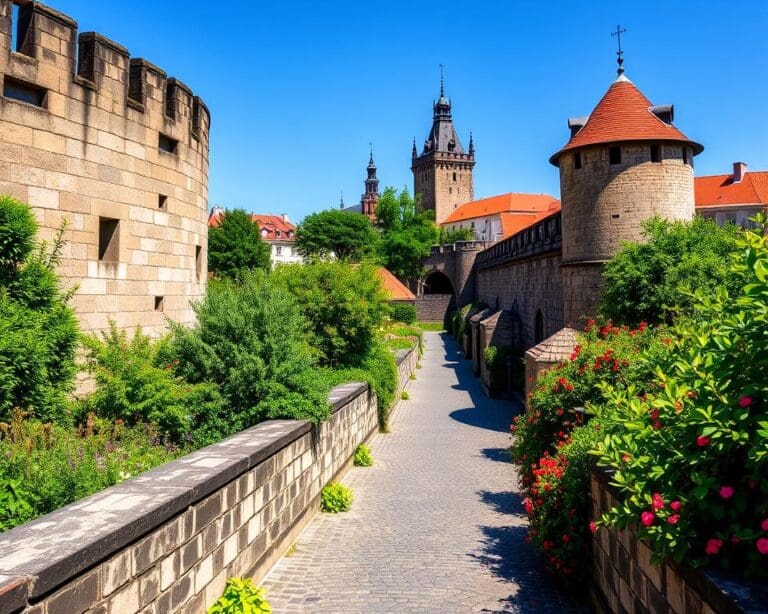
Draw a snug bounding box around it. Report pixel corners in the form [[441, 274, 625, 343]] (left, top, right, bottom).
[[360, 147, 380, 220], [412, 74, 475, 224], [550, 71, 703, 325]]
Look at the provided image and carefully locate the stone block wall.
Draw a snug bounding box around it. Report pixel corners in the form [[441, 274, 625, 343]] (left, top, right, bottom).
[[415, 294, 454, 324], [0, 0, 210, 336], [0, 348, 416, 614]]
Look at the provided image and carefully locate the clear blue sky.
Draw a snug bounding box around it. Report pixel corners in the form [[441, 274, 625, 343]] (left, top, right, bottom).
[[53, 1, 768, 222]]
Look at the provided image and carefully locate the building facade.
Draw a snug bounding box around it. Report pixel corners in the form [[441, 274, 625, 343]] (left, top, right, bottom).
[[0, 0, 210, 336], [695, 162, 768, 227], [411, 80, 475, 224]]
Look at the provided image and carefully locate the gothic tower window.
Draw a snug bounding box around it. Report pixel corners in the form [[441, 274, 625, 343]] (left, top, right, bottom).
[[534, 309, 545, 344]]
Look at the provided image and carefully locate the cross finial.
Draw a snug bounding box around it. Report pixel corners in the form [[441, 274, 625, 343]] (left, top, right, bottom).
[[611, 24, 627, 75], [439, 63, 445, 96]]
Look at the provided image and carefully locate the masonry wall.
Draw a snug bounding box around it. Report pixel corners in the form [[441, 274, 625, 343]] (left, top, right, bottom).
[[0, 348, 417, 614], [0, 1, 210, 336], [413, 154, 474, 224], [415, 294, 454, 324]]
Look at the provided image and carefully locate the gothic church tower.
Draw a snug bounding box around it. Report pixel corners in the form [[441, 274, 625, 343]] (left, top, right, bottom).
[[360, 147, 380, 220], [412, 73, 475, 224]]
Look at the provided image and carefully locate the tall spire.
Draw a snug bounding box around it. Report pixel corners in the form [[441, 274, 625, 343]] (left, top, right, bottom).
[[611, 24, 627, 76], [339, 190, 344, 210], [412, 137, 417, 159], [469, 132, 475, 156], [440, 63, 445, 97], [368, 142, 374, 167]]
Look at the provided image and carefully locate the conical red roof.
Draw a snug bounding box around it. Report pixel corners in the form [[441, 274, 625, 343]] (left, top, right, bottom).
[[550, 75, 702, 165]]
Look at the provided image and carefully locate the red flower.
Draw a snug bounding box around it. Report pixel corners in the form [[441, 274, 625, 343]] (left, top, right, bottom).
[[650, 409, 660, 421], [524, 498, 534, 515], [670, 500, 682, 512], [719, 485, 735, 500], [653, 421, 662, 430], [757, 538, 768, 555], [696, 435, 710, 447], [562, 534, 571, 544], [651, 493, 665, 511], [705, 538, 724, 556], [667, 514, 680, 525], [761, 518, 768, 532], [738, 395, 754, 408], [622, 453, 632, 463], [640, 511, 656, 527], [589, 521, 597, 534]]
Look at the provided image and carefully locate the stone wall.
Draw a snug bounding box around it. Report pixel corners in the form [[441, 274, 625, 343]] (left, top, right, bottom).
[[415, 294, 454, 324], [0, 0, 210, 336], [412, 153, 474, 224], [0, 348, 416, 614]]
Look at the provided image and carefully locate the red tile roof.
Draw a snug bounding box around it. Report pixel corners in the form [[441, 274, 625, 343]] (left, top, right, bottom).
[[443, 193, 560, 224], [207, 210, 296, 240], [499, 206, 561, 239], [550, 76, 702, 164], [376, 267, 416, 301], [695, 171, 768, 207]]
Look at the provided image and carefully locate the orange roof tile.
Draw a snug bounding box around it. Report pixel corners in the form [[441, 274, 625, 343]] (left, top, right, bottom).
[[550, 76, 702, 165], [443, 193, 560, 224], [695, 171, 768, 207], [376, 267, 416, 301], [498, 205, 561, 239], [207, 210, 296, 240]]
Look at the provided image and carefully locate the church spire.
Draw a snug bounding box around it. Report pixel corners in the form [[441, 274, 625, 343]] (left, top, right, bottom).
[[339, 190, 344, 210], [412, 137, 417, 159], [361, 146, 380, 219], [611, 24, 627, 76], [469, 132, 475, 156]]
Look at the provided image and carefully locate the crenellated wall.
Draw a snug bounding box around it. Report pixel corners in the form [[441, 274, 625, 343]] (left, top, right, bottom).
[[0, 0, 210, 336]]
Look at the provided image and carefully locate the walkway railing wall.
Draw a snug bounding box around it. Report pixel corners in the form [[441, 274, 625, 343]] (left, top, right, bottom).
[[475, 211, 562, 270], [0, 348, 417, 614]]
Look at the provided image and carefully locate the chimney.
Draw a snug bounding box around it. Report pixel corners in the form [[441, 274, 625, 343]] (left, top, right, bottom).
[[733, 162, 747, 183], [281, 213, 289, 222]]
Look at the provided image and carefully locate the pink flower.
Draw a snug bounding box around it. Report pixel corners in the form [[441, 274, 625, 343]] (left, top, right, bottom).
[[696, 435, 710, 447], [738, 395, 754, 408], [652, 493, 665, 511], [670, 500, 683, 512], [589, 521, 597, 534], [667, 514, 680, 525], [757, 538, 768, 555], [719, 486, 735, 500], [640, 511, 656, 527], [705, 538, 724, 556], [761, 518, 768, 532]]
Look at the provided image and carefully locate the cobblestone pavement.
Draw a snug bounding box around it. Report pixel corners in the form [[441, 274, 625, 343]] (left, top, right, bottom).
[[262, 333, 583, 613]]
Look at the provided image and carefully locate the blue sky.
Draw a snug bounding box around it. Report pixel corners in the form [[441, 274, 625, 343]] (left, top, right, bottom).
[[52, 1, 768, 222]]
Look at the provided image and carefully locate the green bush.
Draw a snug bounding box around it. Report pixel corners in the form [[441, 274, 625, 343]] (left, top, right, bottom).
[[208, 577, 271, 613], [0, 411, 182, 532], [0, 196, 78, 423], [295, 209, 380, 261], [321, 482, 353, 512], [354, 443, 373, 467], [272, 262, 390, 367], [385, 337, 415, 352], [80, 323, 223, 446], [391, 302, 417, 324], [594, 221, 768, 577], [483, 345, 523, 393], [163, 272, 330, 439], [400, 390, 409, 400], [600, 216, 741, 326], [208, 209, 271, 282]]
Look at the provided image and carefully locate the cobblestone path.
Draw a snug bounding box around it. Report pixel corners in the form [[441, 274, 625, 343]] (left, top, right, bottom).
[[262, 332, 581, 613]]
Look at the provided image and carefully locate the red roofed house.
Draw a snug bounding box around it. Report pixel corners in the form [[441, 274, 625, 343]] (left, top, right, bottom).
[[375, 267, 416, 306], [207, 207, 303, 266], [440, 192, 560, 242], [695, 162, 768, 227]]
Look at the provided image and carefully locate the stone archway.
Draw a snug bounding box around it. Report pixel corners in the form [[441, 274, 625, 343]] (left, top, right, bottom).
[[416, 270, 456, 324]]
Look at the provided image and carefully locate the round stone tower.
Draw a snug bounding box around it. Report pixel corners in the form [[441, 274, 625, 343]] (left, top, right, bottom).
[[549, 72, 703, 325]]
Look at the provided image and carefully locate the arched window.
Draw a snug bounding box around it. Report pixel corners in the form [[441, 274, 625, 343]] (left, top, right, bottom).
[[534, 309, 545, 344]]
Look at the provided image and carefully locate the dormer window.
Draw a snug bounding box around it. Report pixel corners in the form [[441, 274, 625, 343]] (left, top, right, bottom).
[[276, 230, 281, 238]]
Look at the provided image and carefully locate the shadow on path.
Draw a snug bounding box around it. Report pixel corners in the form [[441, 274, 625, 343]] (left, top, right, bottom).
[[480, 447, 513, 463]]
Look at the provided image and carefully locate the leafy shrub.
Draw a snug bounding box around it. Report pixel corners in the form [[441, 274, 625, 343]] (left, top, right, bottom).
[[295, 209, 380, 261], [0, 411, 182, 532], [385, 337, 415, 352], [80, 323, 224, 445], [208, 577, 271, 614], [400, 390, 409, 400], [208, 209, 271, 282], [594, 221, 768, 577], [438, 226, 475, 244], [272, 262, 390, 367], [354, 443, 373, 467], [321, 482, 353, 513], [163, 272, 330, 440], [0, 196, 78, 423], [391, 303, 417, 324], [484, 345, 523, 393], [600, 216, 740, 326]]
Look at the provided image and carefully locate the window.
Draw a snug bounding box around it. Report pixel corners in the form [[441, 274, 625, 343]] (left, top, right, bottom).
[[11, 4, 33, 55], [154, 296, 164, 312], [573, 152, 582, 170], [449, 187, 452, 194], [453, 172, 457, 181], [195, 245, 202, 281], [534, 309, 545, 344], [650, 144, 661, 163], [275, 230, 281, 238], [275, 246, 282, 256], [158, 194, 168, 210], [682, 147, 689, 165], [98, 218, 120, 262], [158, 134, 178, 154], [3, 77, 46, 107], [609, 146, 621, 165]]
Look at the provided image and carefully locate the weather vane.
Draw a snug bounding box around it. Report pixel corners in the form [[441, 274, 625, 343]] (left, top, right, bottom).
[[611, 24, 627, 75]]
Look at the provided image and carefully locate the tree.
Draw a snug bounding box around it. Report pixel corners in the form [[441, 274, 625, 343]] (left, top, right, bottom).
[[438, 226, 475, 244], [208, 209, 271, 281], [599, 216, 741, 326], [295, 209, 380, 261]]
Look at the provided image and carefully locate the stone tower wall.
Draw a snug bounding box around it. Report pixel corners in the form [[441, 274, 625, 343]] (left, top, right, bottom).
[[559, 142, 695, 324], [413, 154, 474, 224], [0, 0, 210, 336]]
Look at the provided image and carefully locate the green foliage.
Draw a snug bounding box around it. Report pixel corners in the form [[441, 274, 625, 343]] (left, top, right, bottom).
[[208, 209, 271, 282], [0, 196, 78, 423], [385, 338, 415, 352], [0, 411, 182, 532], [80, 323, 223, 446], [594, 221, 768, 577], [163, 272, 330, 442], [483, 345, 523, 393], [295, 209, 380, 261], [354, 443, 373, 467], [321, 482, 353, 513], [391, 302, 417, 324], [600, 216, 741, 325], [207, 577, 271, 614], [400, 390, 409, 400], [417, 322, 444, 332], [438, 226, 475, 244], [273, 262, 390, 367]]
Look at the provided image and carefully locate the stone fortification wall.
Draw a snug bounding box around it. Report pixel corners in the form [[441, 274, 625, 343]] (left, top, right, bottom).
[[0, 348, 417, 613], [0, 0, 210, 335], [415, 294, 454, 324]]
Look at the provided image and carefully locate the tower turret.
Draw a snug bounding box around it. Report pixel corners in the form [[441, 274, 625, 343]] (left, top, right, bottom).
[[360, 145, 380, 219]]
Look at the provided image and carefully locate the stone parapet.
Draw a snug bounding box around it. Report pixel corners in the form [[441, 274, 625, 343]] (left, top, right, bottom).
[[475, 211, 561, 271]]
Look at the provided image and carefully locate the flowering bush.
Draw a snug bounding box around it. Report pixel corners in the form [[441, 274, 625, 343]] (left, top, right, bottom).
[[594, 221, 768, 577]]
